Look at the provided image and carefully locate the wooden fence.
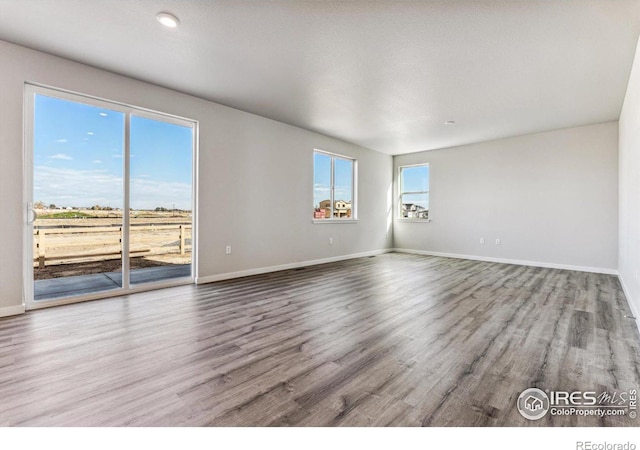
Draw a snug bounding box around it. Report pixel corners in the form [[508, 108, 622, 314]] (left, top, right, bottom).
[[33, 223, 192, 268]]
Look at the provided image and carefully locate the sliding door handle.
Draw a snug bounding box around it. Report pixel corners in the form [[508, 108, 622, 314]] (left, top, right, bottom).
[[27, 203, 37, 225]]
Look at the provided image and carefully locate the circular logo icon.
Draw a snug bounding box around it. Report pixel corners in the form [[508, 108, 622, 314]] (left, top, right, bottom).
[[517, 388, 550, 420]]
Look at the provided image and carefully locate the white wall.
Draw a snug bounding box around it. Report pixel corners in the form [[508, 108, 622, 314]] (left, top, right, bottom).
[[619, 35, 640, 320], [0, 40, 392, 315], [393, 123, 619, 272]]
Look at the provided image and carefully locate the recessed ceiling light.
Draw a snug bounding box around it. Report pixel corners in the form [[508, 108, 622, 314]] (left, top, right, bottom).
[[445, 120, 455, 125], [156, 12, 180, 28]]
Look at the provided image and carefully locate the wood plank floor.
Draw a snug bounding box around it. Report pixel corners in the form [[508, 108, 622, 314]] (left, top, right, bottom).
[[1, 253, 639, 426]]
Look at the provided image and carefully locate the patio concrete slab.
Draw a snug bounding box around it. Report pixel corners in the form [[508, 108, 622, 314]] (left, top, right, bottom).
[[34, 264, 191, 301]]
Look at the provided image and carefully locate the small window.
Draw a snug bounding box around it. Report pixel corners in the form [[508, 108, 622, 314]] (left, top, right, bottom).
[[313, 150, 356, 220], [399, 164, 429, 220]]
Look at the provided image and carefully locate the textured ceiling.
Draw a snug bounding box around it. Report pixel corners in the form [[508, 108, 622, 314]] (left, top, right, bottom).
[[0, 0, 639, 155]]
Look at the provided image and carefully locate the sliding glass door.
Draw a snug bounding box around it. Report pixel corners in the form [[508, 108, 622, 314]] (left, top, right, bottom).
[[25, 85, 196, 307]]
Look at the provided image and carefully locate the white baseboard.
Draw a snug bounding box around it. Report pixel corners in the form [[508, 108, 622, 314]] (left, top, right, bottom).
[[392, 248, 619, 275], [618, 274, 640, 335], [0, 304, 26, 318], [196, 249, 393, 284]]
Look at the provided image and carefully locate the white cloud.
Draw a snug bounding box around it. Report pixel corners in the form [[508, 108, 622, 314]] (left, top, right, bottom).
[[55, 138, 68, 143], [335, 185, 352, 200], [92, 160, 103, 164], [130, 177, 191, 210], [112, 154, 122, 158], [34, 166, 191, 210], [87, 132, 94, 136], [314, 184, 353, 206], [50, 153, 73, 160]]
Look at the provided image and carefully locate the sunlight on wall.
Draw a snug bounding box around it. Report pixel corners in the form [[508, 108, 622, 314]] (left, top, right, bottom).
[[386, 183, 393, 239]]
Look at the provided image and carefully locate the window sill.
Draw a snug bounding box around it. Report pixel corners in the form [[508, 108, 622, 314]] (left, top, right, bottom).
[[313, 219, 359, 224], [396, 218, 431, 223]]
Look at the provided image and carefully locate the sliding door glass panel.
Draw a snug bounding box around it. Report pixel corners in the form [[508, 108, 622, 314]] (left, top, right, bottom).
[[33, 94, 125, 301], [128, 115, 193, 286]]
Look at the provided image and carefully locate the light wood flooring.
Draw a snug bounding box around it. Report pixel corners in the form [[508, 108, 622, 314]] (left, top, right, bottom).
[[1, 253, 639, 426]]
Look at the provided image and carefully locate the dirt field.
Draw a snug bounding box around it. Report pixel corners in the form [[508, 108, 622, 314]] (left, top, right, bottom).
[[33, 209, 192, 280], [34, 256, 190, 280]]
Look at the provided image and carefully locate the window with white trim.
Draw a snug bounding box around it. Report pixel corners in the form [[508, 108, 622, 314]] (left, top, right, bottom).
[[399, 164, 429, 220], [313, 150, 356, 220]]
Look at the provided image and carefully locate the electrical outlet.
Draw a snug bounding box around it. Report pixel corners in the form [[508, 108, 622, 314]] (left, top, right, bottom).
[[329, 237, 333, 245], [480, 237, 485, 245], [225, 245, 231, 255], [495, 238, 501, 245]]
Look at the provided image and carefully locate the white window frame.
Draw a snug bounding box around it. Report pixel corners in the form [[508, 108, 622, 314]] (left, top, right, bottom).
[[313, 149, 358, 223], [398, 163, 430, 222]]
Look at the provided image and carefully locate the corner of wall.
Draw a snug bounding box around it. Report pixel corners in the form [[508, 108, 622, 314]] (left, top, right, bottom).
[[617, 31, 640, 336]]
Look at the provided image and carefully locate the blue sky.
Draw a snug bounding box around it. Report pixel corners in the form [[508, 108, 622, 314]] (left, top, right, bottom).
[[401, 165, 429, 193], [34, 95, 193, 210]]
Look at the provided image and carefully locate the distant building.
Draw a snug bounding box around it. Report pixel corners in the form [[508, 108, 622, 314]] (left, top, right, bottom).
[[316, 200, 352, 219], [318, 200, 332, 218], [402, 203, 429, 219], [334, 200, 352, 218]]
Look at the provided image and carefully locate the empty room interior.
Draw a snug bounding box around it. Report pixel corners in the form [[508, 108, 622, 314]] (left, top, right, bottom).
[[1, 0, 640, 428]]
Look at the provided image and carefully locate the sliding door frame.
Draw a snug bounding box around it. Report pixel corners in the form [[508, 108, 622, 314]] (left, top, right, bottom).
[[23, 83, 198, 310]]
